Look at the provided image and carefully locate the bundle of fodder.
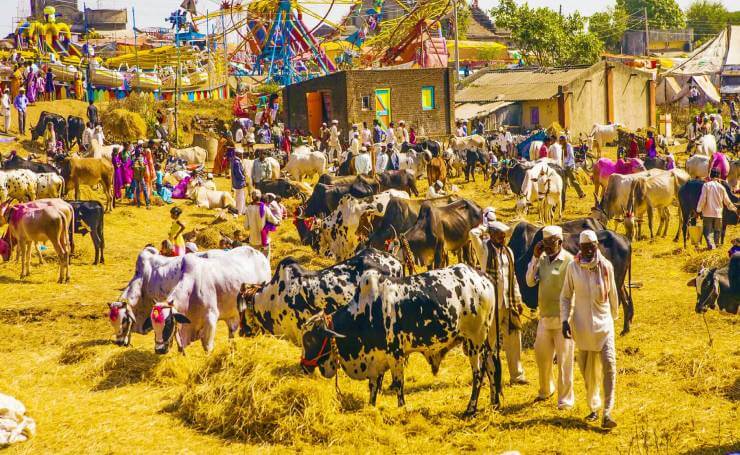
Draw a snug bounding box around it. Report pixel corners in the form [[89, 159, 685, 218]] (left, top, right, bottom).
[[174, 336, 362, 445], [185, 218, 244, 249], [104, 109, 147, 143], [682, 248, 728, 273]]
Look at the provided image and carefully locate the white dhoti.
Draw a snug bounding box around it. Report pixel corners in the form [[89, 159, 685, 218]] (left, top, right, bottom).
[[234, 188, 246, 214], [499, 307, 525, 383], [576, 332, 616, 416], [534, 317, 575, 407]]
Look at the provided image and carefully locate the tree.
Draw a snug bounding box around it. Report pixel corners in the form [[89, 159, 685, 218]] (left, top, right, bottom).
[[616, 0, 686, 29], [728, 11, 740, 25], [686, 0, 728, 42], [589, 7, 630, 52], [490, 0, 603, 67]]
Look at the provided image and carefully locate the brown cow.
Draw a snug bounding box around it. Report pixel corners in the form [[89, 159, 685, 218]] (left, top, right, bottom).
[[60, 157, 115, 212], [427, 156, 447, 187], [0, 199, 73, 282]]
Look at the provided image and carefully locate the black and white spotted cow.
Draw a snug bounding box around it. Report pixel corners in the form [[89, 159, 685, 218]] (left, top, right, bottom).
[[238, 247, 403, 346], [300, 264, 502, 416], [0, 169, 38, 201], [316, 190, 410, 261]]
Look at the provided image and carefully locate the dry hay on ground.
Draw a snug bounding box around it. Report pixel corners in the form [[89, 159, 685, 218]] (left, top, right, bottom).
[[185, 218, 243, 249], [104, 109, 147, 143]]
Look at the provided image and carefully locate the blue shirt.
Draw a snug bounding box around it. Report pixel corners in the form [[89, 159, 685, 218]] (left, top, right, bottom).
[[231, 156, 247, 189], [373, 125, 385, 144], [14, 94, 28, 112]]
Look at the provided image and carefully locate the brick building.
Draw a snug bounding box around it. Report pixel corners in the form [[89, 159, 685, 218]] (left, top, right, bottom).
[[282, 67, 456, 140]]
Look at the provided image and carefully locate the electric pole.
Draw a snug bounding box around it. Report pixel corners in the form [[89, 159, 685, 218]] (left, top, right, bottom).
[[644, 8, 650, 56], [453, 0, 460, 81]]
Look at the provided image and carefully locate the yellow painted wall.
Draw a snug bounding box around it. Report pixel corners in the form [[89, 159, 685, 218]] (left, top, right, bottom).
[[521, 100, 558, 130]]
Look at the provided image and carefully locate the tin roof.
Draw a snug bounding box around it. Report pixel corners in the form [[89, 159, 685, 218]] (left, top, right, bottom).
[[456, 66, 592, 102]]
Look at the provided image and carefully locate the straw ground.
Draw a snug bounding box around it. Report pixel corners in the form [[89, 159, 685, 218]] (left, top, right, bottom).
[[0, 100, 737, 453]]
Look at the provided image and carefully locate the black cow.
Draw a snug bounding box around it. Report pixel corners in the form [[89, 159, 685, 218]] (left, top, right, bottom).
[[676, 179, 739, 248], [302, 178, 378, 218], [687, 253, 739, 315], [509, 221, 634, 334], [376, 170, 418, 196], [366, 196, 457, 250], [506, 161, 568, 210], [644, 156, 667, 170], [67, 116, 85, 151], [465, 149, 487, 182], [32, 111, 68, 149], [68, 201, 105, 265], [300, 264, 501, 415], [255, 178, 308, 201], [395, 199, 482, 270], [1, 152, 59, 174], [401, 140, 441, 157]]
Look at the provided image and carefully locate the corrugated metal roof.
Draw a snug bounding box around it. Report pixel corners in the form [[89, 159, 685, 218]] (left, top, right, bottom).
[[455, 101, 514, 120], [457, 66, 591, 102]]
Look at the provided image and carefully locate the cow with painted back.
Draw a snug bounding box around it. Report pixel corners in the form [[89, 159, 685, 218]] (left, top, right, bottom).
[[238, 247, 403, 345], [141, 246, 271, 354], [300, 264, 502, 416]]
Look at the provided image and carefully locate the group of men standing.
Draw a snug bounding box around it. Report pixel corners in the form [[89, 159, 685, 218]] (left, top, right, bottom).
[[481, 218, 619, 429], [318, 119, 414, 164]]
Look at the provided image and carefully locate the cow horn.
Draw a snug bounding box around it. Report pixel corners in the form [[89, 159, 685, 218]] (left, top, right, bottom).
[[390, 225, 398, 240], [324, 327, 346, 338], [295, 206, 304, 218]]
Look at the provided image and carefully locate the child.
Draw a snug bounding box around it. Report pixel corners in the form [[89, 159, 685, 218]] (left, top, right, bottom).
[[160, 239, 176, 257], [169, 207, 186, 256], [729, 238, 740, 257], [154, 163, 164, 194], [131, 153, 151, 209]]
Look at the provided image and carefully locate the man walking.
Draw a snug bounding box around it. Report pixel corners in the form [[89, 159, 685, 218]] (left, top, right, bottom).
[[696, 168, 737, 249], [231, 149, 247, 214], [251, 149, 272, 186], [560, 230, 619, 429], [243, 189, 280, 259], [561, 135, 585, 198], [87, 99, 99, 127], [526, 226, 575, 408], [372, 119, 386, 145], [482, 219, 527, 385], [1, 88, 10, 134], [14, 88, 28, 135], [327, 119, 342, 163]]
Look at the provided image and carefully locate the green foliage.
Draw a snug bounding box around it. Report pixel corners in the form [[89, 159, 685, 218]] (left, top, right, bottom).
[[617, 0, 686, 29], [590, 7, 630, 52], [490, 0, 603, 66], [686, 0, 729, 42], [727, 11, 740, 24]]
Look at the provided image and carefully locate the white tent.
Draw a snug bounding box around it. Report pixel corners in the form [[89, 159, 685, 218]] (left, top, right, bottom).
[[657, 75, 721, 106]]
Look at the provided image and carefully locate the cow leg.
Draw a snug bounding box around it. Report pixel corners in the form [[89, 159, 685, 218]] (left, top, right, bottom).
[[74, 183, 80, 201], [463, 347, 486, 417], [647, 207, 655, 240], [369, 373, 384, 406], [389, 358, 406, 407], [201, 312, 219, 353], [35, 242, 44, 265], [484, 348, 502, 409], [19, 241, 28, 279]]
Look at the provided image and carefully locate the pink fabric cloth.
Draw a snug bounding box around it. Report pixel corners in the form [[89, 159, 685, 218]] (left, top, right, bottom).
[[711, 153, 729, 179]]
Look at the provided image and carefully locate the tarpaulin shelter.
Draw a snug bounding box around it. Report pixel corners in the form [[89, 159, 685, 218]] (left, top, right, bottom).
[[657, 74, 721, 106]]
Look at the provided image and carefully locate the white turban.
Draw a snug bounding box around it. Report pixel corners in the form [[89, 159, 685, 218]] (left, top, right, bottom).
[[543, 225, 563, 240], [579, 230, 598, 244], [487, 221, 510, 234], [481, 208, 497, 228]]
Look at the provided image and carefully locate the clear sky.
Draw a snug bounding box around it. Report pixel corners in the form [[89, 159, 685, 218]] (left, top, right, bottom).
[[1, 0, 735, 38]]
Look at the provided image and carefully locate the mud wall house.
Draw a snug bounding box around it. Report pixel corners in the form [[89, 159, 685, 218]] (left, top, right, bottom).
[[282, 67, 456, 140], [621, 29, 694, 56], [455, 61, 656, 136]]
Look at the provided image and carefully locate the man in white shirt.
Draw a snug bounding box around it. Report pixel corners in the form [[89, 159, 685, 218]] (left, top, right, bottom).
[[456, 121, 466, 137], [526, 225, 575, 409], [560, 135, 585, 198], [375, 144, 389, 174], [327, 120, 342, 163], [348, 131, 360, 156], [560, 230, 619, 429], [361, 121, 372, 146], [243, 189, 280, 259], [1, 89, 10, 134], [348, 124, 359, 144], [397, 120, 409, 144], [426, 180, 446, 199], [697, 168, 738, 249], [547, 134, 563, 166], [82, 122, 94, 152], [386, 122, 397, 151]]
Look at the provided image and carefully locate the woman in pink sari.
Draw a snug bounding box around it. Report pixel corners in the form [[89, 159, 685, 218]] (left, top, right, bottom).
[[26, 71, 37, 103]]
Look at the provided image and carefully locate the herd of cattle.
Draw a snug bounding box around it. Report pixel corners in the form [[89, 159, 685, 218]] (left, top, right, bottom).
[[0, 116, 736, 413], [101, 130, 738, 413]]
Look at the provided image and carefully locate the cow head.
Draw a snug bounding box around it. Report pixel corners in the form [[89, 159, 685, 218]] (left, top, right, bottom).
[[622, 211, 636, 240], [0, 237, 10, 262], [108, 301, 135, 347], [687, 266, 719, 313], [300, 312, 344, 377], [143, 304, 191, 355]]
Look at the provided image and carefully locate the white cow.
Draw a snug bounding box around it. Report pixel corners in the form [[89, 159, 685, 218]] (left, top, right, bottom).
[[171, 146, 207, 165], [187, 183, 236, 210], [240, 156, 281, 192], [148, 246, 271, 354], [35, 173, 65, 199], [685, 154, 710, 179], [527, 141, 544, 162], [588, 123, 621, 156], [284, 151, 326, 181], [89, 138, 120, 162], [110, 246, 227, 340], [694, 134, 717, 157], [449, 134, 487, 152], [533, 167, 563, 224], [317, 190, 410, 261]]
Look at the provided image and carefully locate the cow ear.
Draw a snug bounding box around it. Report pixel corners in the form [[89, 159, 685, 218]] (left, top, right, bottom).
[[686, 277, 696, 287], [173, 313, 191, 324], [142, 316, 153, 332]]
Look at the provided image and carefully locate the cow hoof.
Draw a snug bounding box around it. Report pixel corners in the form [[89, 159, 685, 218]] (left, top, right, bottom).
[[620, 328, 630, 336], [462, 408, 477, 419]]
